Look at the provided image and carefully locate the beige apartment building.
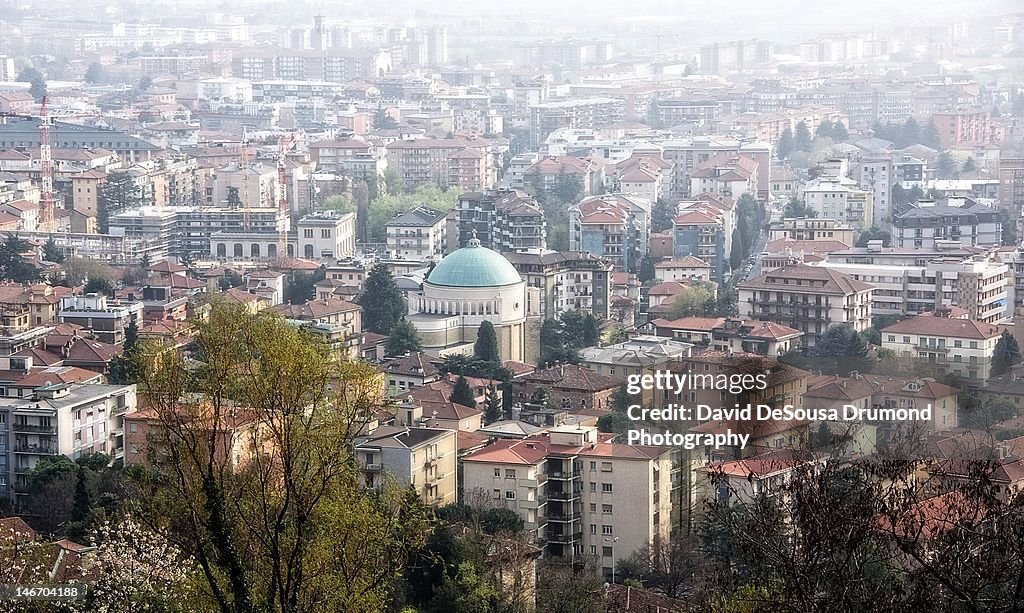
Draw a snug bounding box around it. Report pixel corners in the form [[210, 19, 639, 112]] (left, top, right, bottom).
[[881, 313, 1003, 386], [737, 264, 873, 346], [461, 425, 673, 579], [767, 218, 855, 246], [355, 425, 457, 508]]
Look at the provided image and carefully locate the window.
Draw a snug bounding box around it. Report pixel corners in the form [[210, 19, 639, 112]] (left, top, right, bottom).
[[505, 469, 516, 479], [590, 503, 597, 513], [494, 468, 501, 477], [321, 229, 331, 238], [602, 504, 612, 514], [601, 462, 612, 472], [492, 489, 501, 499], [602, 525, 613, 535], [603, 546, 613, 557], [590, 482, 597, 492], [303, 228, 314, 238], [505, 490, 516, 500], [602, 483, 613, 493], [590, 524, 597, 535], [590, 545, 598, 555], [589, 461, 597, 471]]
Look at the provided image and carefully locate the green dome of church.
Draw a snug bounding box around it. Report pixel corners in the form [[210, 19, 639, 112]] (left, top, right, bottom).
[[427, 239, 522, 287]]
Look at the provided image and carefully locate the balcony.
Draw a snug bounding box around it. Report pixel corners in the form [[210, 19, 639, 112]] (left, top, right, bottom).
[[13, 424, 56, 434], [546, 470, 581, 481], [364, 463, 381, 471], [546, 489, 580, 501], [546, 511, 582, 522], [545, 531, 583, 545], [13, 444, 56, 455]]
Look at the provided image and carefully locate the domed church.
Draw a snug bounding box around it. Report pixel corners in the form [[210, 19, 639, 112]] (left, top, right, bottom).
[[408, 235, 541, 364]]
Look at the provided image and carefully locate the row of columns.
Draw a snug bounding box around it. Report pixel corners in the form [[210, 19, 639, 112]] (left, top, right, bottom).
[[416, 296, 501, 317]]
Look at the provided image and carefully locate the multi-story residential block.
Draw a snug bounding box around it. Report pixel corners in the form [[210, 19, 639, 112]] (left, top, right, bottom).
[[0, 118, 161, 164], [529, 98, 625, 147], [998, 158, 1024, 214], [296, 210, 356, 260], [737, 264, 873, 345], [688, 155, 759, 200], [612, 155, 672, 202], [802, 177, 874, 230], [203, 162, 279, 210], [58, 294, 143, 345], [503, 249, 614, 319], [385, 138, 497, 191], [672, 207, 727, 284], [460, 424, 674, 578], [707, 318, 803, 357], [661, 137, 743, 199], [449, 190, 546, 253], [386, 206, 447, 262], [195, 77, 254, 102], [813, 250, 1010, 321], [931, 107, 1002, 149], [851, 154, 894, 222], [308, 137, 373, 173], [579, 336, 693, 379], [881, 312, 1003, 385], [523, 156, 604, 198], [767, 218, 855, 246], [509, 364, 620, 414], [273, 298, 362, 358], [891, 198, 1001, 250], [379, 352, 442, 395], [231, 48, 391, 82], [1, 382, 136, 499], [653, 256, 712, 283], [355, 425, 457, 507], [654, 99, 722, 128], [569, 194, 651, 272]]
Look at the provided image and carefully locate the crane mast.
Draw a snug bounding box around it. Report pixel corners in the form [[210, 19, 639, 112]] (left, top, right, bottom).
[[39, 97, 54, 232]]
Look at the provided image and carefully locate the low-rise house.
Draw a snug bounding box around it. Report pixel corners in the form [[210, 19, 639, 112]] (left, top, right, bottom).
[[709, 318, 803, 357], [509, 364, 620, 415], [579, 335, 693, 379], [380, 351, 442, 395]]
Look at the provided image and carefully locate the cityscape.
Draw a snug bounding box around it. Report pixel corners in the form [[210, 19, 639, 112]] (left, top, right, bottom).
[[0, 0, 1023, 611]]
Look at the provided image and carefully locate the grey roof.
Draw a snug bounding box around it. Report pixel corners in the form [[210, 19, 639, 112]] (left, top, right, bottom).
[[0, 118, 160, 151], [387, 206, 446, 227], [355, 425, 451, 449]]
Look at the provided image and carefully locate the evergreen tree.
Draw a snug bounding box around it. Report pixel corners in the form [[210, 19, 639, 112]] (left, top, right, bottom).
[[935, 152, 958, 180], [484, 384, 502, 424], [473, 320, 500, 364], [582, 314, 601, 348], [451, 375, 476, 408], [831, 121, 849, 142], [651, 197, 676, 233], [42, 236, 64, 263], [0, 235, 39, 282], [962, 156, 977, 173], [385, 319, 423, 357], [794, 121, 813, 152], [777, 128, 795, 159], [357, 264, 407, 335], [992, 331, 1022, 377], [900, 117, 922, 147], [814, 324, 873, 375], [71, 466, 91, 524], [730, 228, 744, 271], [922, 119, 941, 149], [108, 319, 140, 384], [97, 172, 142, 233]]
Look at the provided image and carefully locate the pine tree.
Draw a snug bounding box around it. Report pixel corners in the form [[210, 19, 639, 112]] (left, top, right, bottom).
[[777, 128, 795, 159], [831, 121, 849, 142], [97, 172, 141, 234], [582, 314, 601, 348], [962, 157, 977, 173], [484, 384, 502, 424], [451, 375, 476, 408], [42, 237, 64, 263], [71, 466, 91, 524], [730, 228, 744, 271], [992, 331, 1021, 376], [794, 121, 813, 152], [108, 319, 140, 384], [357, 264, 407, 335], [385, 319, 423, 357], [473, 320, 500, 364]]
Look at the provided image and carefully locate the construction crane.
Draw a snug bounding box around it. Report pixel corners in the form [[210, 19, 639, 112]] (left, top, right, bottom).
[[276, 130, 303, 258], [38, 97, 54, 232], [239, 137, 255, 234]]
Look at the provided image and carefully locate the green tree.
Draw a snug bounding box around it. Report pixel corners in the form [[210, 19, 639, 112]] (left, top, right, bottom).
[[855, 225, 892, 247], [992, 331, 1021, 377], [831, 121, 849, 141], [922, 119, 941, 148], [42, 236, 64, 263], [108, 318, 140, 384], [283, 268, 325, 304], [730, 227, 744, 271], [597, 411, 632, 434], [451, 375, 476, 408], [935, 152, 957, 180], [98, 171, 141, 233], [84, 276, 114, 296], [474, 320, 501, 364], [814, 324, 873, 375], [783, 196, 816, 219], [385, 318, 423, 357], [357, 264, 407, 334], [962, 156, 977, 173], [582, 313, 601, 348], [133, 304, 432, 612], [374, 106, 398, 129], [17, 67, 46, 100], [794, 121, 813, 152], [84, 62, 108, 84], [71, 466, 92, 525], [777, 128, 795, 160], [668, 281, 716, 318], [651, 197, 676, 233], [553, 171, 584, 205], [0, 234, 39, 282], [429, 561, 498, 613], [484, 384, 502, 424]]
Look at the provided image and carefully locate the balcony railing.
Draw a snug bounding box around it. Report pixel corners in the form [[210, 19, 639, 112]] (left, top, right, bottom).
[[545, 531, 583, 544], [13, 424, 56, 434], [546, 470, 581, 480], [546, 511, 582, 522], [13, 444, 56, 454], [546, 489, 580, 501]]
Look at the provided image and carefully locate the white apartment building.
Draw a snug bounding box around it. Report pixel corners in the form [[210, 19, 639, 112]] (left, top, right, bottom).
[[296, 210, 356, 260], [802, 177, 874, 230], [58, 294, 144, 345], [461, 425, 674, 579], [1, 382, 136, 499], [386, 206, 447, 262], [891, 198, 1002, 250], [881, 314, 1003, 385], [737, 264, 873, 345], [354, 425, 457, 508]]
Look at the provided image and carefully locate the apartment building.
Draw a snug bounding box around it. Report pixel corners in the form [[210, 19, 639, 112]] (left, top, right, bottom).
[[0, 382, 135, 499], [813, 252, 1009, 321], [881, 313, 1003, 385], [612, 155, 671, 203], [503, 249, 613, 319], [57, 294, 143, 345], [529, 98, 625, 147], [385, 138, 497, 191], [672, 207, 727, 284], [661, 137, 744, 199], [308, 137, 373, 172], [802, 177, 874, 230], [708, 318, 803, 358], [998, 158, 1024, 214], [569, 194, 651, 273], [273, 298, 361, 357], [850, 154, 894, 222], [231, 48, 391, 82], [579, 336, 693, 379], [386, 206, 447, 262], [449, 190, 546, 253], [737, 264, 873, 345], [688, 155, 759, 200], [931, 107, 1002, 149], [891, 198, 1001, 250], [460, 425, 674, 578], [653, 256, 712, 283], [654, 99, 722, 128], [523, 156, 603, 198], [296, 210, 356, 260], [355, 425, 457, 507], [767, 218, 855, 246]]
